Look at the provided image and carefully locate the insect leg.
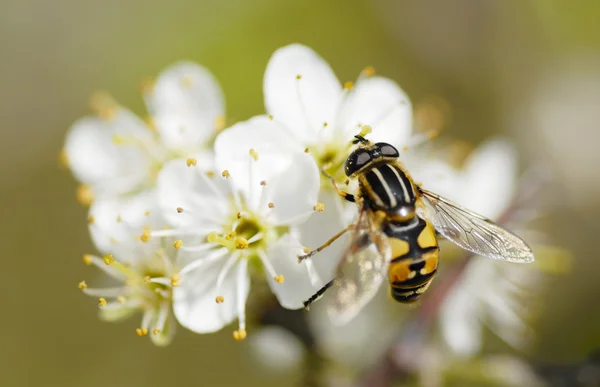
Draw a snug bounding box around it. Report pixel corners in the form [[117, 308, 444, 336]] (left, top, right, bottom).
[[303, 278, 336, 310], [297, 225, 353, 262], [321, 166, 355, 203]]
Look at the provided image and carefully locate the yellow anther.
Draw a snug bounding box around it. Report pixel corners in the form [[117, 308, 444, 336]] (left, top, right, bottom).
[[171, 274, 181, 287], [139, 78, 155, 95], [214, 115, 226, 132], [177, 207, 184, 213], [116, 215, 122, 223], [268, 114, 274, 120], [268, 202, 275, 208], [89, 92, 117, 121], [117, 296, 126, 304], [402, 146, 409, 152], [186, 158, 197, 167], [303, 247, 310, 254], [236, 212, 242, 219], [233, 329, 247, 341], [222, 170, 230, 178], [323, 122, 328, 127], [98, 298, 107, 307], [76, 184, 94, 206], [249, 148, 259, 161], [78, 281, 87, 290], [225, 231, 236, 241], [144, 276, 152, 283], [296, 74, 302, 80], [313, 202, 325, 212], [274, 275, 285, 284], [215, 295, 225, 304], [136, 328, 149, 336], [358, 125, 372, 138], [180, 75, 193, 88], [363, 66, 376, 77], [260, 180, 267, 186], [87, 216, 95, 224], [140, 229, 151, 242], [235, 237, 249, 250], [144, 210, 151, 216], [58, 149, 69, 168], [153, 328, 161, 335], [82, 254, 93, 265], [207, 232, 220, 244], [173, 240, 183, 249], [344, 81, 354, 90], [206, 170, 215, 178], [103, 254, 115, 265], [304, 148, 310, 153]]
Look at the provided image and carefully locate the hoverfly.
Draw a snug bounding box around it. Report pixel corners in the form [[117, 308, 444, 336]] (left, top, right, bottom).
[[299, 135, 534, 325]]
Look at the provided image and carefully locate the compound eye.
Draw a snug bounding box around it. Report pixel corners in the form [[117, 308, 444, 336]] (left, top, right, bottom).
[[345, 150, 371, 176], [377, 143, 399, 158], [356, 150, 371, 166]]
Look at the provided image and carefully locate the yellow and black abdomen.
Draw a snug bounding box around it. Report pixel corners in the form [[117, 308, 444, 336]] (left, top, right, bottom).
[[386, 216, 439, 303]]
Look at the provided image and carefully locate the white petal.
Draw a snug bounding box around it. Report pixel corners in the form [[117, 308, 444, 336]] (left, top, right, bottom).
[[296, 192, 351, 281], [88, 191, 163, 263], [146, 62, 225, 153], [156, 157, 229, 229], [460, 138, 518, 219], [248, 326, 306, 371], [439, 272, 483, 357], [265, 152, 320, 225], [213, 116, 306, 208], [173, 255, 249, 333], [405, 157, 459, 200], [338, 76, 413, 146], [264, 44, 342, 143], [64, 109, 155, 197], [263, 234, 320, 309]]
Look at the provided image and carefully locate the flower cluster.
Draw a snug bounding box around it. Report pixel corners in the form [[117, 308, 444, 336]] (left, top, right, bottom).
[[65, 44, 426, 344], [64, 43, 547, 355]]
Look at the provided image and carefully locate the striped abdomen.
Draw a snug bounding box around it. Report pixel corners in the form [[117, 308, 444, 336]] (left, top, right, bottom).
[[386, 217, 439, 303], [359, 163, 416, 211]]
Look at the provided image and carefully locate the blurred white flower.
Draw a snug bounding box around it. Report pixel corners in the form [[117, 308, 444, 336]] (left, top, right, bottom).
[[434, 138, 539, 357], [247, 326, 307, 371], [79, 191, 184, 346], [63, 62, 225, 202], [154, 117, 324, 340]]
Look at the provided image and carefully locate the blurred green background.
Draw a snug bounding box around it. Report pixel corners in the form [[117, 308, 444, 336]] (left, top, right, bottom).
[[2, 0, 600, 386]]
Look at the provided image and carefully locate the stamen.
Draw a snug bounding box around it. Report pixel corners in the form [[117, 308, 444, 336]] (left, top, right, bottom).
[[154, 301, 169, 333], [247, 232, 263, 244], [103, 254, 115, 265], [98, 298, 107, 307], [362, 66, 376, 77], [257, 250, 284, 285], [88, 216, 95, 224], [136, 328, 149, 336], [140, 229, 151, 242], [304, 148, 310, 153], [215, 295, 225, 304], [150, 228, 214, 237], [236, 259, 249, 334], [222, 170, 230, 178], [141, 309, 154, 330], [214, 115, 226, 132], [82, 286, 126, 298], [235, 237, 249, 250], [357, 125, 372, 138], [268, 202, 275, 208], [58, 148, 69, 168], [296, 74, 302, 80], [78, 281, 87, 290], [249, 148, 259, 161], [313, 202, 325, 212], [180, 242, 216, 253], [76, 184, 94, 206], [144, 210, 151, 216], [186, 158, 197, 167], [170, 273, 181, 287], [173, 240, 183, 249], [82, 254, 93, 265], [344, 81, 354, 90], [89, 92, 117, 120], [268, 114, 274, 120], [177, 207, 184, 213], [233, 329, 247, 341], [215, 253, 240, 294]]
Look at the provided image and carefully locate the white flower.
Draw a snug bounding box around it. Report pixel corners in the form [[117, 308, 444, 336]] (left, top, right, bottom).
[[435, 138, 538, 357], [79, 191, 186, 346], [235, 43, 419, 281], [154, 117, 323, 339], [63, 62, 225, 202]]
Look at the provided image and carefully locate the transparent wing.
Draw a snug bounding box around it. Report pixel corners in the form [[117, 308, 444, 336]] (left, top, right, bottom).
[[326, 207, 392, 325], [418, 188, 534, 263]]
